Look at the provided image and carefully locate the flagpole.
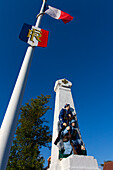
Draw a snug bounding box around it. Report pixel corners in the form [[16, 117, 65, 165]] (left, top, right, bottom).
[[0, 1, 46, 169]]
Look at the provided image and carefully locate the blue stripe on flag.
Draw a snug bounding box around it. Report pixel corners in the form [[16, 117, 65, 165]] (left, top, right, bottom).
[[19, 23, 32, 43]]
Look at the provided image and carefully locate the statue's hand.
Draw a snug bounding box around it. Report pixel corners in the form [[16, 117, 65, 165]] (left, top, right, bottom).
[[63, 122, 67, 127], [81, 145, 85, 150], [68, 114, 71, 118], [66, 126, 70, 131]]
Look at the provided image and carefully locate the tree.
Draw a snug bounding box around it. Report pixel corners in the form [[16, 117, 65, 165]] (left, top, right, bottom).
[[7, 94, 52, 170]]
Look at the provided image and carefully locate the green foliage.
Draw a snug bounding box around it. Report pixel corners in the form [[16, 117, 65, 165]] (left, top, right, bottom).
[[7, 94, 52, 170]]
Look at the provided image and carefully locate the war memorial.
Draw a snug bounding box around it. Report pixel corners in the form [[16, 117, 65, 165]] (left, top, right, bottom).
[[48, 79, 100, 170]]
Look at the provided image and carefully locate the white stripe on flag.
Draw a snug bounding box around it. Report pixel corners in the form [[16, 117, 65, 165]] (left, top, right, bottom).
[[45, 6, 61, 19], [27, 26, 41, 46]]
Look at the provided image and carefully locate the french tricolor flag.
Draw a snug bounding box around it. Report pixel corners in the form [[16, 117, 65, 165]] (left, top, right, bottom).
[[19, 23, 49, 47], [45, 6, 73, 24]]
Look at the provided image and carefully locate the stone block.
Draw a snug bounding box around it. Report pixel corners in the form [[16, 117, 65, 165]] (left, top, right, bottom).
[[49, 155, 100, 170]]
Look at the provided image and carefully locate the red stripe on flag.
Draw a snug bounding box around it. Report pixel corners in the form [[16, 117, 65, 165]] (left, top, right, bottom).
[[59, 11, 73, 24], [38, 29, 49, 47]]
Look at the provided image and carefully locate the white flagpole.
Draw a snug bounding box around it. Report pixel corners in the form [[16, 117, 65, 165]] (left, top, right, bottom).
[[0, 1, 46, 169]]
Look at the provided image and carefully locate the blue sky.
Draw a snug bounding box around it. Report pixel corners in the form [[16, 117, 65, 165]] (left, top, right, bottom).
[[0, 0, 113, 168]]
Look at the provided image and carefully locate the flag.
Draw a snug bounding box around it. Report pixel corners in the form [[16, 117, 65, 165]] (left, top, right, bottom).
[[19, 23, 49, 47], [45, 6, 73, 24]]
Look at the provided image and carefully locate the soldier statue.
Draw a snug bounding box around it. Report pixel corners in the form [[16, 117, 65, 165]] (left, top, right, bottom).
[[54, 104, 87, 159]]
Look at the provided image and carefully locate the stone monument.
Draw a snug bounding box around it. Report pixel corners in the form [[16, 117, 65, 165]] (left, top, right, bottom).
[[48, 79, 100, 170]]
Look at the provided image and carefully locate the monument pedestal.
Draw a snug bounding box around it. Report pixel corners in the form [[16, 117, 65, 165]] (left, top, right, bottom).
[[49, 155, 100, 170]]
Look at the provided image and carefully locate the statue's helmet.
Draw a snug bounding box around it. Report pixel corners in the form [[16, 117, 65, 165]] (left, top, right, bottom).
[[71, 119, 76, 123], [64, 104, 70, 108]]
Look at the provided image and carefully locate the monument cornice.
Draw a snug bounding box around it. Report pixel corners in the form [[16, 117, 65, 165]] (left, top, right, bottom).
[[54, 78, 72, 92]]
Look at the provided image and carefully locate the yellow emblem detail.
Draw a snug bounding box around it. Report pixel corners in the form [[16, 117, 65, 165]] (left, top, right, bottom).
[[62, 79, 68, 84], [27, 28, 42, 43]]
